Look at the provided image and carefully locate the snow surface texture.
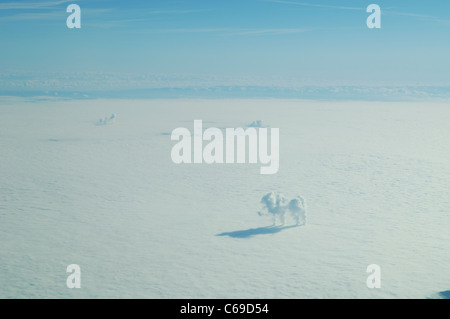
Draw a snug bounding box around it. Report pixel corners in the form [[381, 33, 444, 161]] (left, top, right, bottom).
[[0, 98, 449, 298], [258, 192, 307, 226]]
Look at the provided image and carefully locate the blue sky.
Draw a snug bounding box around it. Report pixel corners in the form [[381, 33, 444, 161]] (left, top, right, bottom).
[[1, 0, 450, 96]]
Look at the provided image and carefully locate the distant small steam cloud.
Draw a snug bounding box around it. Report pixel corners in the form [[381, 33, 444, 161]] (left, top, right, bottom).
[[258, 192, 307, 226], [248, 120, 267, 128], [96, 113, 116, 126]]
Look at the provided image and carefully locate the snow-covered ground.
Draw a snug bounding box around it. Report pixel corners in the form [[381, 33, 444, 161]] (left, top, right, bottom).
[[0, 98, 449, 298]]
